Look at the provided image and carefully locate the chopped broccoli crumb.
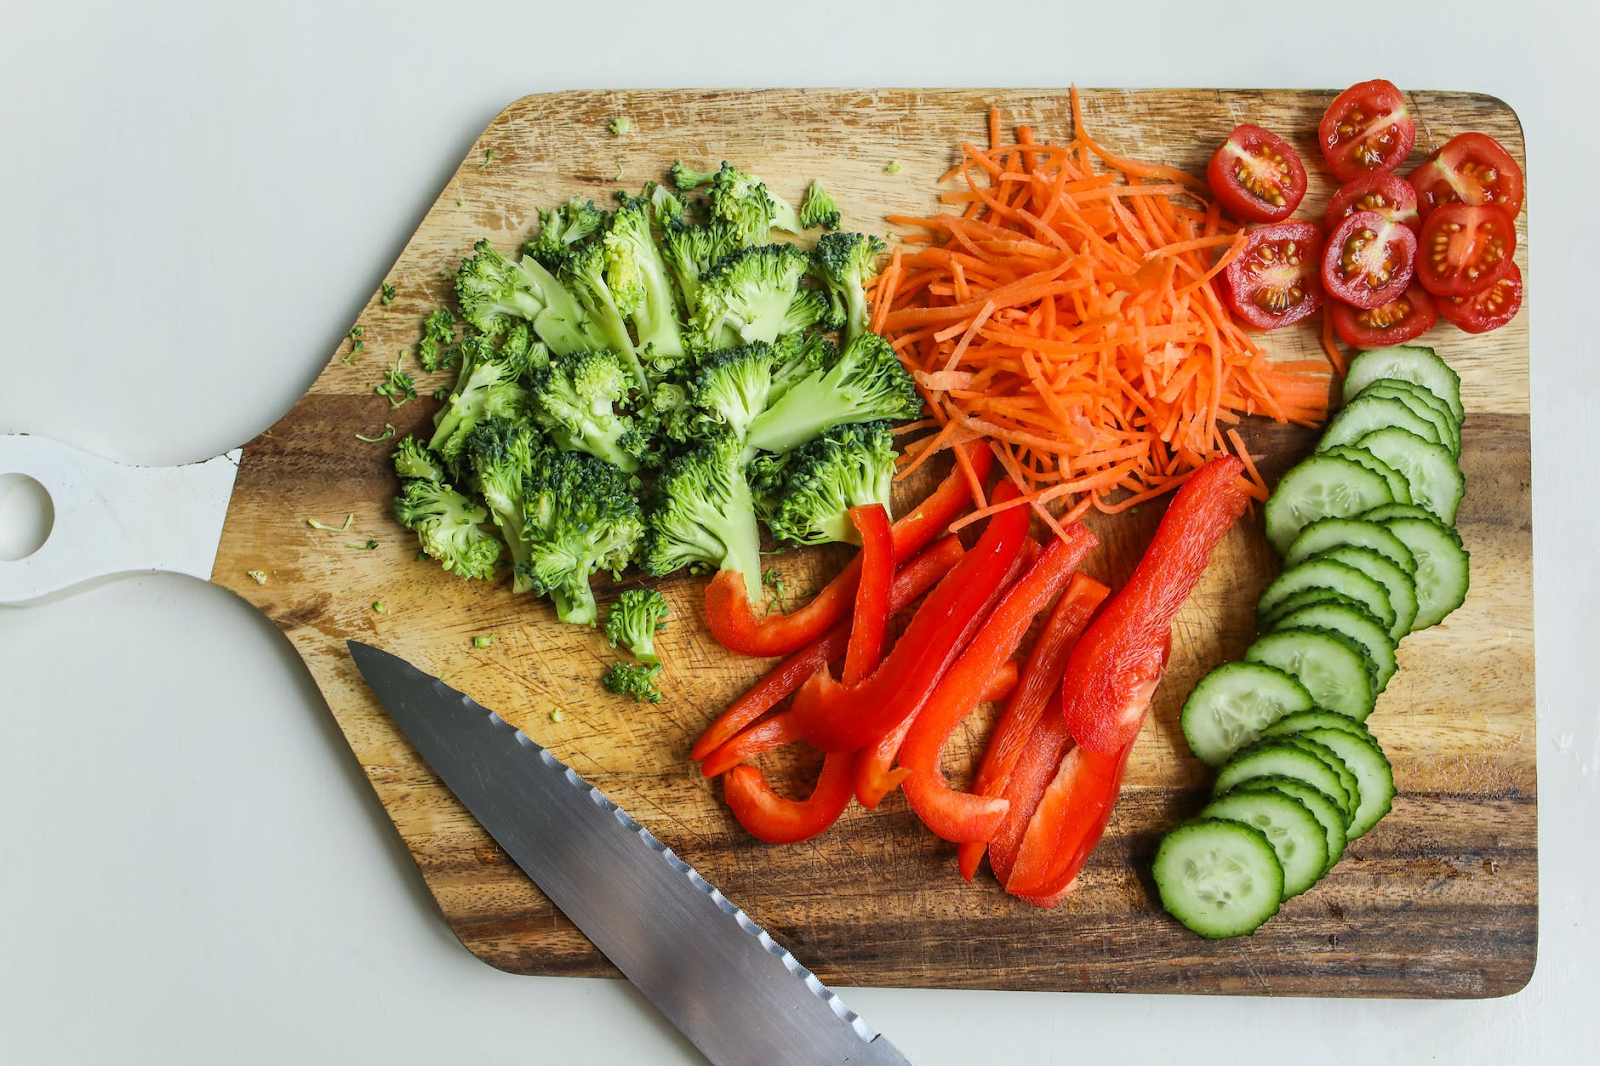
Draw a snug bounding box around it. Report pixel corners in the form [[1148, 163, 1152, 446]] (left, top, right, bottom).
[[355, 423, 395, 443], [762, 567, 789, 610], [431, 386, 450, 401], [472, 634, 495, 648], [549, 707, 564, 722], [341, 326, 366, 365], [885, 160, 902, 174], [479, 149, 494, 171], [602, 661, 662, 703], [380, 282, 397, 305], [246, 570, 267, 585], [418, 309, 458, 372], [376, 353, 418, 408], [372, 601, 387, 614], [307, 513, 355, 532], [608, 116, 630, 136], [348, 540, 379, 551]]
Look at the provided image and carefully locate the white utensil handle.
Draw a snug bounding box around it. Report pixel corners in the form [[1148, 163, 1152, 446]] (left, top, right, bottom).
[[0, 434, 241, 606]]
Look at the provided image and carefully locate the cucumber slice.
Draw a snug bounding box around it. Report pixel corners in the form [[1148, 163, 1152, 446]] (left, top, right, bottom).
[[1154, 819, 1285, 939], [1343, 345, 1464, 423], [1256, 558, 1396, 633], [1321, 445, 1414, 504], [1354, 427, 1465, 527], [1382, 517, 1471, 630], [1286, 727, 1394, 839], [1181, 662, 1315, 767], [1203, 791, 1327, 898], [1213, 740, 1352, 818], [1316, 394, 1447, 453], [1359, 502, 1442, 524], [1285, 517, 1417, 574], [1230, 778, 1348, 877], [1263, 709, 1378, 741], [1246, 627, 1377, 723], [1267, 602, 1398, 691], [1263, 456, 1394, 554], [1359, 380, 1461, 457], [1274, 734, 1361, 825], [1312, 545, 1419, 640], [1258, 588, 1386, 633]]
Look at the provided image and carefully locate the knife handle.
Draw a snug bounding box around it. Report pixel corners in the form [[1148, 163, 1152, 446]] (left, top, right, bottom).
[[0, 434, 240, 606]]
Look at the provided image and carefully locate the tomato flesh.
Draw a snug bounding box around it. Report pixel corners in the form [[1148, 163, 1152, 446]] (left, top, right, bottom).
[[1326, 172, 1420, 233], [1417, 202, 1517, 298], [1409, 132, 1525, 220], [1318, 80, 1416, 182], [1321, 210, 1416, 310], [1218, 222, 1323, 330], [1329, 282, 1438, 348], [1206, 124, 1308, 224], [1438, 262, 1522, 334]]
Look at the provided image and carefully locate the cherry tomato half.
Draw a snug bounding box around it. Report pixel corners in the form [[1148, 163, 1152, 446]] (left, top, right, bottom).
[[1437, 262, 1523, 334], [1408, 131, 1525, 220], [1206, 124, 1308, 224], [1318, 80, 1416, 183], [1329, 282, 1439, 348], [1218, 221, 1323, 330], [1326, 172, 1420, 233], [1322, 210, 1417, 310], [1417, 202, 1517, 298]]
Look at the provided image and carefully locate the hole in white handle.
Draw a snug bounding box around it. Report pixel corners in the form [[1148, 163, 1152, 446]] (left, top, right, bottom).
[[0, 473, 55, 561]]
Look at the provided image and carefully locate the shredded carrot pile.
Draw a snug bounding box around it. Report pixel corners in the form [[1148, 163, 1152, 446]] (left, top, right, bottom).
[[873, 88, 1338, 533]]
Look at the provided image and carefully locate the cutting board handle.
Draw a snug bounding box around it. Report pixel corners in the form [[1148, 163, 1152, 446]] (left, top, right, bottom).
[[0, 434, 241, 605]]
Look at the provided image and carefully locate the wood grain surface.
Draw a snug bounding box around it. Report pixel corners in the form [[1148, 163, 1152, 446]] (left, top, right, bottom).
[[210, 89, 1533, 997]]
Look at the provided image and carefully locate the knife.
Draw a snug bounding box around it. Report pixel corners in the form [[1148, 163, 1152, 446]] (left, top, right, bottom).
[[348, 640, 912, 1066]]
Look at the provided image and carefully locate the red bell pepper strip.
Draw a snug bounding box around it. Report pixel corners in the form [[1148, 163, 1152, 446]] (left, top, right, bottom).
[[723, 751, 858, 845], [702, 445, 994, 658], [899, 525, 1098, 843], [1060, 456, 1250, 754], [689, 535, 965, 762], [956, 572, 1109, 881], [843, 504, 892, 686], [794, 489, 1030, 754]]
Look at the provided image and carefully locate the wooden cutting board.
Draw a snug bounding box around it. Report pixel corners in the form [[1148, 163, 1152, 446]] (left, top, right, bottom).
[[211, 88, 1534, 998]]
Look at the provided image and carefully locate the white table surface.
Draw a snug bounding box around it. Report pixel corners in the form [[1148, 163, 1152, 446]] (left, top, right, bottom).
[[3, 3, 1594, 1062]]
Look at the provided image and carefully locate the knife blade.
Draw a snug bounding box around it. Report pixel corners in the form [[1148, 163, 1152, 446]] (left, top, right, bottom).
[[348, 641, 911, 1066]]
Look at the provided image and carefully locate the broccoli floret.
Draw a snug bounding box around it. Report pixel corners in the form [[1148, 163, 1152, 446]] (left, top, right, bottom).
[[769, 330, 838, 404], [605, 194, 686, 369], [799, 179, 841, 230], [524, 197, 609, 269], [639, 427, 763, 601], [744, 331, 921, 455], [392, 435, 445, 482], [393, 479, 502, 580], [688, 343, 775, 440], [527, 349, 642, 473], [629, 379, 696, 468], [521, 449, 645, 626], [464, 417, 545, 594], [602, 660, 662, 703], [690, 244, 824, 351], [557, 238, 646, 390], [709, 163, 803, 242], [814, 232, 887, 343], [604, 588, 669, 665], [428, 334, 529, 473], [659, 219, 741, 316], [455, 239, 602, 355], [418, 308, 458, 371], [668, 160, 719, 191], [751, 421, 895, 546]]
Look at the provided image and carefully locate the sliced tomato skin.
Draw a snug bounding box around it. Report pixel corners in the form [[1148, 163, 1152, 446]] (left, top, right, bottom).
[[1218, 221, 1324, 330], [1318, 80, 1416, 182], [1329, 282, 1439, 348], [1417, 202, 1517, 298], [1325, 172, 1421, 234], [1206, 124, 1308, 224], [1321, 210, 1417, 311], [1409, 132, 1525, 220], [1438, 262, 1523, 334]]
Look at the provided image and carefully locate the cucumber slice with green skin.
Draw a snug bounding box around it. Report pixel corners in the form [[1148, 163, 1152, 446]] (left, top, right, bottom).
[[1354, 427, 1465, 527], [1320, 445, 1414, 504], [1382, 517, 1471, 630], [1311, 545, 1419, 640], [1230, 778, 1348, 877], [1282, 727, 1394, 839], [1202, 791, 1328, 899], [1245, 626, 1377, 724], [1154, 819, 1285, 939], [1359, 502, 1443, 524], [1267, 602, 1398, 691], [1181, 662, 1315, 767], [1316, 395, 1447, 453], [1359, 380, 1461, 457], [1285, 517, 1418, 574], [1258, 587, 1386, 633], [1257, 559, 1396, 633], [1213, 740, 1353, 819], [1263, 456, 1394, 554], [1273, 734, 1361, 825], [1262, 709, 1378, 741], [1343, 345, 1464, 423]]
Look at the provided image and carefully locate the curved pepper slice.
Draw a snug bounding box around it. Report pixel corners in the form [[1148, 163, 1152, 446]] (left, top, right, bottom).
[[793, 487, 1031, 754], [689, 535, 965, 762], [1061, 456, 1250, 754], [724, 751, 857, 845], [843, 504, 893, 685], [899, 525, 1098, 843], [702, 445, 994, 657], [956, 572, 1109, 881]]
